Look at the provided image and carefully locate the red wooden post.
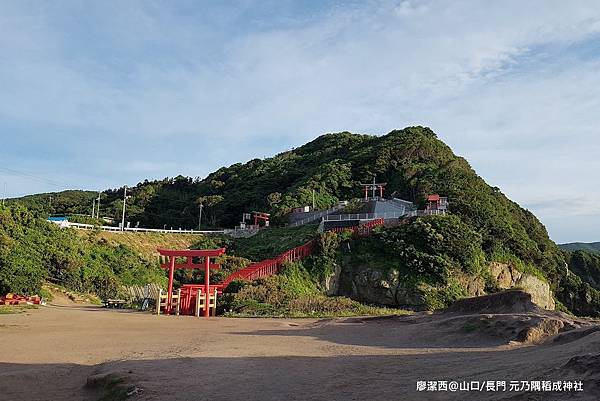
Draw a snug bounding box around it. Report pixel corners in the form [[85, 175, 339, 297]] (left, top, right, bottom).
[[204, 255, 210, 318], [167, 256, 175, 314]]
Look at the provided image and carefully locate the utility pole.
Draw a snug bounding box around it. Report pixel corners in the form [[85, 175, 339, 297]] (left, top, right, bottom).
[[96, 192, 101, 219], [92, 198, 96, 218], [121, 187, 127, 231], [312, 189, 316, 210], [198, 203, 203, 230], [2, 182, 5, 206]]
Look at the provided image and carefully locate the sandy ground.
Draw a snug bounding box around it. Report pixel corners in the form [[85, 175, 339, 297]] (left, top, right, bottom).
[[1, 295, 599, 401]]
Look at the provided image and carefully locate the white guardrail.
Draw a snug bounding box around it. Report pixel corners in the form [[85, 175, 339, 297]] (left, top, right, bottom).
[[323, 211, 406, 221], [60, 221, 226, 235], [322, 209, 446, 221]]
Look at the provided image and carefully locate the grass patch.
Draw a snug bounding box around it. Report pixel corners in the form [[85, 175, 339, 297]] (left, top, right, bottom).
[[231, 224, 318, 261], [0, 305, 39, 314], [78, 231, 207, 262], [224, 298, 410, 318]]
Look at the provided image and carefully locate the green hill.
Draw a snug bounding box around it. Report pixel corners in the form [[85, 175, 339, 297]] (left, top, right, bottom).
[[10, 190, 98, 216], [14, 127, 566, 278], [6, 126, 600, 316], [560, 242, 600, 254]]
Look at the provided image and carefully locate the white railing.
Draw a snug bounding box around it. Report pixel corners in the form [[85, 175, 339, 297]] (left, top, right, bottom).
[[406, 210, 447, 217], [323, 211, 408, 221], [56, 221, 226, 234]]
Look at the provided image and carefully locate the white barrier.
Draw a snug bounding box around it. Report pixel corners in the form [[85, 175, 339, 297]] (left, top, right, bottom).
[[54, 221, 226, 235]]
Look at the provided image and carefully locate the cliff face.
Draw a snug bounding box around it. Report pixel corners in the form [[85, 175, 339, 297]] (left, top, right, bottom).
[[337, 259, 555, 311], [489, 262, 555, 310]]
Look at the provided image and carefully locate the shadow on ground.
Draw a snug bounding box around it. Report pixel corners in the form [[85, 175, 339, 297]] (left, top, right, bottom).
[[1, 340, 599, 401]]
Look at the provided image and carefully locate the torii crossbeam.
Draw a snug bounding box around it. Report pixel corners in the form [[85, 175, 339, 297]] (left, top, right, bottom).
[[360, 177, 387, 200]]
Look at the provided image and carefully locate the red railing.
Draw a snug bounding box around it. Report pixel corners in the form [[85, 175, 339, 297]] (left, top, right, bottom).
[[218, 241, 315, 290], [218, 219, 384, 291], [328, 218, 384, 237]]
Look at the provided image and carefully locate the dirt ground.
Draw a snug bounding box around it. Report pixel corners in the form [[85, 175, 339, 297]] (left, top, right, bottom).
[[1, 294, 599, 401]]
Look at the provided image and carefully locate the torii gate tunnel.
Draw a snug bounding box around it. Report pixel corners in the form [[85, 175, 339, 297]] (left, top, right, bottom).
[[157, 247, 226, 317]]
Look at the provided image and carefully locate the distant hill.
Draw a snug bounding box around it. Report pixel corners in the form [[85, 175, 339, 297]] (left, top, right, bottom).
[[8, 190, 98, 216], [560, 242, 600, 254]]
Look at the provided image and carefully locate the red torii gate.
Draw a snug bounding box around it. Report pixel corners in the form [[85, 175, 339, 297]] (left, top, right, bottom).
[[157, 247, 226, 317], [252, 211, 270, 227], [360, 177, 386, 200]]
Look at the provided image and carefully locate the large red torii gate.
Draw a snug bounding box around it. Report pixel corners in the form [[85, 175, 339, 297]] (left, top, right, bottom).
[[157, 247, 226, 317]]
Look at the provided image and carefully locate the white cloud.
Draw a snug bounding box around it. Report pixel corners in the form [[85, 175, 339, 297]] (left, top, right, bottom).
[[1, 0, 600, 241]]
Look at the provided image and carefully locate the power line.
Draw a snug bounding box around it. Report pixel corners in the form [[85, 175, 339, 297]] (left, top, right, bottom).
[[0, 165, 71, 188]]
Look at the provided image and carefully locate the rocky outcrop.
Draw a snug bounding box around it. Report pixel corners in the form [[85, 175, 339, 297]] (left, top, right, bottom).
[[489, 262, 555, 310], [337, 264, 429, 308], [323, 263, 342, 296], [337, 261, 556, 311], [455, 272, 486, 297]]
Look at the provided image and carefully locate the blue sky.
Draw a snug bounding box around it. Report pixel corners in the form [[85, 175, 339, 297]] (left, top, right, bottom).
[[1, 0, 600, 243]]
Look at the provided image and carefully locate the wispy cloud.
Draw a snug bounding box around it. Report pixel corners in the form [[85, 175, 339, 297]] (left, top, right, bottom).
[[1, 0, 600, 242]]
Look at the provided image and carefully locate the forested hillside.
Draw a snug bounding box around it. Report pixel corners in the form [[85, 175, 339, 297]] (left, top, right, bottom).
[[13, 190, 98, 216], [6, 127, 600, 315], [12, 128, 567, 279], [0, 204, 166, 299], [560, 242, 600, 254]]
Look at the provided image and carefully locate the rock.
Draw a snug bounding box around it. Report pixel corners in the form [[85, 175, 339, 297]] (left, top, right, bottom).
[[445, 290, 539, 315], [516, 318, 564, 343], [490, 262, 522, 289], [323, 263, 342, 296], [85, 373, 123, 388], [489, 262, 555, 310], [516, 274, 555, 310], [456, 272, 486, 297], [338, 260, 556, 311]]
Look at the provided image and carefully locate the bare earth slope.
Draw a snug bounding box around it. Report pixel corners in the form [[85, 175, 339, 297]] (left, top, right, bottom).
[[0, 291, 599, 401]]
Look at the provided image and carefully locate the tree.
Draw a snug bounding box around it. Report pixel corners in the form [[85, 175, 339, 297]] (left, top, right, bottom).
[[197, 195, 224, 227], [267, 192, 282, 208]]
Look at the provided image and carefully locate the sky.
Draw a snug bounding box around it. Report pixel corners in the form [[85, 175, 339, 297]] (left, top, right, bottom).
[[1, 0, 599, 243]]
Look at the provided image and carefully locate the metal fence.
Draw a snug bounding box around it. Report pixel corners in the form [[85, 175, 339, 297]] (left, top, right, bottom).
[[59, 221, 226, 235], [323, 211, 408, 221], [406, 210, 447, 217]]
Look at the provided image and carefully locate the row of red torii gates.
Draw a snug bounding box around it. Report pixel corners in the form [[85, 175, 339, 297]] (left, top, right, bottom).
[[156, 217, 386, 318], [157, 241, 316, 317]]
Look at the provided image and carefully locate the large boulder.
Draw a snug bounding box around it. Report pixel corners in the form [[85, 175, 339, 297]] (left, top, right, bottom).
[[489, 262, 555, 310]]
